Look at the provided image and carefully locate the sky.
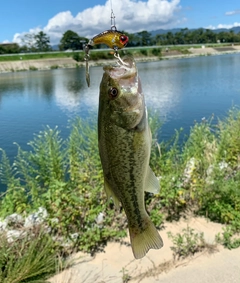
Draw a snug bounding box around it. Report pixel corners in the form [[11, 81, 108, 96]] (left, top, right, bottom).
[[1, 0, 240, 45]]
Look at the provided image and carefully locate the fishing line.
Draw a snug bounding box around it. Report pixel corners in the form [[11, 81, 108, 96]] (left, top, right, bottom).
[[110, 0, 116, 30]]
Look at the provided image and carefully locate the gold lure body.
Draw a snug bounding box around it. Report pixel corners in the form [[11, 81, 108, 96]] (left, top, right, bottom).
[[88, 29, 128, 50]]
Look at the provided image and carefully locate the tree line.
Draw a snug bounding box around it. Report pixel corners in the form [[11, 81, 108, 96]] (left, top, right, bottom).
[[1, 28, 240, 54]]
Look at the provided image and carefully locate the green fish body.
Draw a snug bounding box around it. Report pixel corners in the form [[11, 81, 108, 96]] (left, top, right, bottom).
[[98, 55, 163, 259]]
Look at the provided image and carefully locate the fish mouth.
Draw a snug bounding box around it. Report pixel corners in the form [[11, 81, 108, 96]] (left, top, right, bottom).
[[103, 55, 137, 80]]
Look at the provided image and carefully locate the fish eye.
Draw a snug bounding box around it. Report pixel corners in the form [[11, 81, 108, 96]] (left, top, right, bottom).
[[120, 35, 128, 45], [108, 87, 118, 99]]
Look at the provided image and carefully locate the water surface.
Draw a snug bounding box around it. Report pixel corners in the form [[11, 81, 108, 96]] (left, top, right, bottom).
[[1, 53, 240, 161]]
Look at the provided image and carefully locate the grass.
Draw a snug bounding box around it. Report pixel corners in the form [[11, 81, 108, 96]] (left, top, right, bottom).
[[0, 43, 238, 64], [167, 226, 216, 260], [0, 227, 66, 283], [0, 52, 75, 62], [0, 46, 188, 64], [0, 108, 240, 280]]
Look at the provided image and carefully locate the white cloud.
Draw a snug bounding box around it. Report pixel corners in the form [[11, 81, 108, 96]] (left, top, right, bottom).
[[13, 0, 182, 45], [225, 10, 240, 16], [206, 22, 240, 30]]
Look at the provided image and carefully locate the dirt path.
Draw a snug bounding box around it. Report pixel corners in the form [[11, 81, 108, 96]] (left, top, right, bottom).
[[49, 217, 240, 283], [148, 248, 240, 283]]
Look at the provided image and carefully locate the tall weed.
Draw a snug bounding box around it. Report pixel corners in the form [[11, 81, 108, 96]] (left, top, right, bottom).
[[0, 109, 240, 254]]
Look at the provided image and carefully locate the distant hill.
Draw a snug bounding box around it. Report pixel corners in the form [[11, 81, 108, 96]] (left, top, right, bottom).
[[52, 44, 59, 51], [150, 26, 240, 36], [51, 26, 240, 50]]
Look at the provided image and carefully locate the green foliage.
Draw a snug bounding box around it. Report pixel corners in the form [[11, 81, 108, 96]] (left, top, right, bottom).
[[216, 109, 240, 166], [59, 30, 88, 51], [139, 49, 148, 56], [0, 43, 21, 54], [151, 48, 161, 56], [0, 228, 65, 282], [72, 52, 84, 62], [34, 31, 52, 52], [149, 109, 240, 243], [29, 66, 38, 71], [120, 267, 131, 283], [216, 225, 240, 249], [50, 65, 59, 69], [89, 51, 113, 60], [167, 226, 206, 260], [1, 108, 240, 257], [0, 118, 127, 255]]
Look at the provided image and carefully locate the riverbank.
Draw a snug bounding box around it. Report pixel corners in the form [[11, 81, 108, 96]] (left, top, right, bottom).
[[0, 45, 240, 73], [49, 216, 240, 283]]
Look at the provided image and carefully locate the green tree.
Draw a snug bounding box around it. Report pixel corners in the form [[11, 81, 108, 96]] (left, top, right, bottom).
[[205, 29, 217, 43], [155, 34, 167, 45], [34, 31, 52, 51], [0, 43, 20, 54], [21, 33, 36, 52], [59, 30, 88, 51], [137, 30, 152, 46], [166, 31, 175, 45]]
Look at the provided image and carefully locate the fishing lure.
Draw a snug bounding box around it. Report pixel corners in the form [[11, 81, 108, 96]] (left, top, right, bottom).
[[84, 29, 128, 87], [88, 29, 129, 50]]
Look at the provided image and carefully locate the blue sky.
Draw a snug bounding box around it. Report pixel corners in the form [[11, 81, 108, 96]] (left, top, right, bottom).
[[1, 0, 240, 44]]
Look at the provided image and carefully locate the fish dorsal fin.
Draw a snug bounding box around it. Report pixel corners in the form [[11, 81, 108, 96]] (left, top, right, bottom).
[[145, 166, 160, 194], [104, 178, 120, 209]]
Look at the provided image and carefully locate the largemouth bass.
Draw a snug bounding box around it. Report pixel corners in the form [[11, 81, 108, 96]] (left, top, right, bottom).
[[98, 55, 163, 259]]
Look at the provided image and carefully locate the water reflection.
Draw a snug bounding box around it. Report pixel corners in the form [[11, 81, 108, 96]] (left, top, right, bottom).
[[138, 61, 182, 120], [1, 54, 240, 160]]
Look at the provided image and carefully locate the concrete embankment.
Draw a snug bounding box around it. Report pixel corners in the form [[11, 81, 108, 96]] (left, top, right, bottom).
[[0, 46, 240, 73], [0, 58, 79, 73]]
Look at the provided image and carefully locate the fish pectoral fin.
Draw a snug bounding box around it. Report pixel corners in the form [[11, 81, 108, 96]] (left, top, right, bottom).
[[104, 178, 120, 209], [145, 166, 160, 194]]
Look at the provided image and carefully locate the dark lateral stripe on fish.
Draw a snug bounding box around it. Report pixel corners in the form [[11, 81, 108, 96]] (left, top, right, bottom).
[[123, 141, 145, 232]]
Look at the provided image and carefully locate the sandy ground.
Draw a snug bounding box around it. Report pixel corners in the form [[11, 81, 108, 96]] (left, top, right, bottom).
[[49, 217, 240, 283]]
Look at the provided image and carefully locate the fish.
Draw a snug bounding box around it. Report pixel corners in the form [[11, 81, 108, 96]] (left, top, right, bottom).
[[98, 54, 163, 259], [88, 30, 129, 50]]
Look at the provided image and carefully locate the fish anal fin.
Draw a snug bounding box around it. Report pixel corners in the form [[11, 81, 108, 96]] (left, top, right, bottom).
[[129, 217, 163, 259], [104, 178, 120, 209], [145, 166, 160, 194]]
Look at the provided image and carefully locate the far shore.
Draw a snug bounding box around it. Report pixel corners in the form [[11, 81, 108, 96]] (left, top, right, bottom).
[[0, 46, 240, 74]]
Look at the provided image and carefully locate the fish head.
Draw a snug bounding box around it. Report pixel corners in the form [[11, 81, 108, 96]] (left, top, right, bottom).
[[99, 55, 145, 130]]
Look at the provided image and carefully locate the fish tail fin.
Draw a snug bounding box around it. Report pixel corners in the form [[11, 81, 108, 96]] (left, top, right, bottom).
[[129, 218, 163, 259]]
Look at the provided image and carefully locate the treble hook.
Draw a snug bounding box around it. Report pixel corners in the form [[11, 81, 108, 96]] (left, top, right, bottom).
[[113, 47, 129, 66]]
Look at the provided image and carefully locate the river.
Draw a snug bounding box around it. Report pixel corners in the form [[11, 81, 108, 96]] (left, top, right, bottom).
[[0, 53, 240, 162]]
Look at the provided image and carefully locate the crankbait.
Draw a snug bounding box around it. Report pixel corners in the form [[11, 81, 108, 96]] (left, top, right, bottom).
[[84, 28, 129, 87], [88, 29, 128, 50], [84, 8, 129, 87]]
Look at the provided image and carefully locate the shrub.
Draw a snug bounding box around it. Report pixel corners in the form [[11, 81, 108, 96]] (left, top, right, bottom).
[[0, 227, 65, 282], [72, 53, 83, 62], [29, 66, 38, 71], [167, 226, 208, 260]]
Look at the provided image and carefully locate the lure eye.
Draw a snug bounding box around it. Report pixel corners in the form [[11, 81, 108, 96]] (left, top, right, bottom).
[[120, 35, 129, 45], [108, 87, 118, 99]]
